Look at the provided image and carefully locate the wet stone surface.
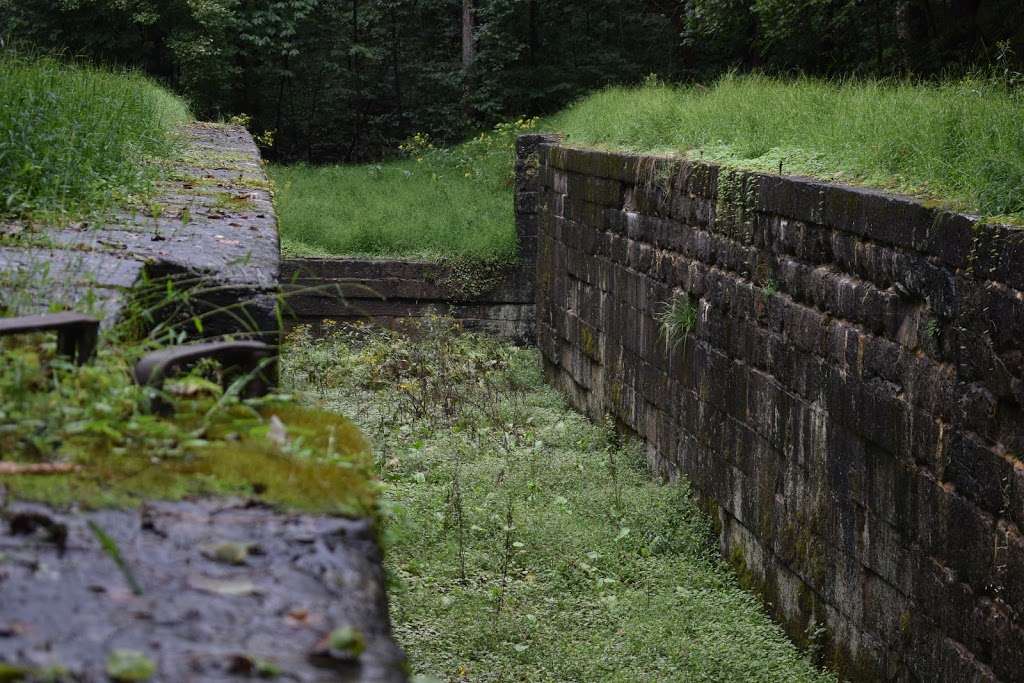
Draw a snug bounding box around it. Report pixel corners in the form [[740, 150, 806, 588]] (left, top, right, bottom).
[[0, 499, 406, 682], [0, 124, 280, 337]]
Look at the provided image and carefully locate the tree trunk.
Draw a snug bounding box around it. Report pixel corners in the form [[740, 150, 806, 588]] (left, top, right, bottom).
[[528, 0, 539, 66], [462, 0, 475, 69]]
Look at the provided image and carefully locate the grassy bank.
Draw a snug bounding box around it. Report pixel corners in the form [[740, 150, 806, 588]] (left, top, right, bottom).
[[270, 120, 534, 262], [271, 159, 515, 261], [548, 74, 1024, 220], [273, 75, 1023, 260], [0, 53, 190, 219], [284, 319, 833, 682]]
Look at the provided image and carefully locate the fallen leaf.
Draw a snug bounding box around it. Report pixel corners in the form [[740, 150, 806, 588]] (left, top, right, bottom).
[[309, 626, 366, 665], [285, 607, 324, 628], [200, 541, 254, 565], [0, 622, 29, 637]]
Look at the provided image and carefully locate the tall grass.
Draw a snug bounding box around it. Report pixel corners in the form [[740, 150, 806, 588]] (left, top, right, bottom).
[[270, 159, 517, 262], [270, 120, 535, 262], [546, 74, 1024, 219], [0, 53, 191, 219], [274, 75, 1023, 261]]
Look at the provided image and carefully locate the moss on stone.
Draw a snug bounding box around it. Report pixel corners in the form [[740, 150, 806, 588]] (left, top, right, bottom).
[[3, 401, 377, 518], [580, 325, 597, 359]]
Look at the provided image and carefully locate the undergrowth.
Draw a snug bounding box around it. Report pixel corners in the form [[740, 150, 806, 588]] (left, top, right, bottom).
[[0, 51, 191, 220], [284, 318, 834, 682]]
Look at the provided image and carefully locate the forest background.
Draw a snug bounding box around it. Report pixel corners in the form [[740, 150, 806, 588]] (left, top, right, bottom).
[[4, 0, 1022, 163]]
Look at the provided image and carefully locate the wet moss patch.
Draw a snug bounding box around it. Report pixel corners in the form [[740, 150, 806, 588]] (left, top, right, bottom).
[[3, 402, 377, 517]]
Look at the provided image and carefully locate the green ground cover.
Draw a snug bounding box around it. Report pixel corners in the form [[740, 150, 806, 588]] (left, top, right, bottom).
[[0, 279, 376, 517], [270, 120, 535, 262], [273, 75, 1024, 261], [284, 319, 834, 683], [0, 53, 191, 220]]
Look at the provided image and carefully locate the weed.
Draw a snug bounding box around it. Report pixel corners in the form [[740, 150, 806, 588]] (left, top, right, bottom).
[[657, 292, 699, 351], [212, 192, 256, 213], [0, 269, 377, 516], [282, 318, 833, 682]]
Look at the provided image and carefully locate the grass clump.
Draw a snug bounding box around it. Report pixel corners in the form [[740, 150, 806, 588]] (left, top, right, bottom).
[[283, 318, 833, 682], [0, 52, 191, 220], [545, 73, 1024, 220], [270, 119, 537, 262]]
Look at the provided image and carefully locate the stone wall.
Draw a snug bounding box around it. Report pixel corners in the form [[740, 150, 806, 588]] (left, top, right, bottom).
[[525, 137, 1024, 681], [281, 257, 535, 341], [278, 134, 550, 342]]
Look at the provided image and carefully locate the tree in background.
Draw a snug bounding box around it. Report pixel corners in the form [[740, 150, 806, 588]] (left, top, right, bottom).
[[2, 0, 1021, 163], [683, 0, 1024, 77]]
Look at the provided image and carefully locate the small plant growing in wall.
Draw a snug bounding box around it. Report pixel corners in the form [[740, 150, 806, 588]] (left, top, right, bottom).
[[656, 292, 699, 353]]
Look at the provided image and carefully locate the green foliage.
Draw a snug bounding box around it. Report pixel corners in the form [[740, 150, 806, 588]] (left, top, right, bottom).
[[279, 74, 1024, 262], [0, 52, 189, 219], [684, 0, 1024, 77], [105, 650, 156, 682], [543, 75, 1024, 220], [0, 323, 376, 516], [2, 0, 679, 163], [328, 627, 367, 658], [4, 0, 1023, 165], [271, 117, 537, 260], [657, 293, 699, 351], [282, 319, 834, 682]]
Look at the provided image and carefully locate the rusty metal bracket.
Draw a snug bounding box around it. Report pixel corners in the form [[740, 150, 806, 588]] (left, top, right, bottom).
[[0, 312, 100, 365], [133, 340, 276, 414]]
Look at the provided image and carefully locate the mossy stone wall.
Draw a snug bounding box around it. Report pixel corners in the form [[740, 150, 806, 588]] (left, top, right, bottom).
[[526, 139, 1024, 681]]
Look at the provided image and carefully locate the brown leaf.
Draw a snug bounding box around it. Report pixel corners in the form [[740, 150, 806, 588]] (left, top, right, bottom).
[[285, 607, 324, 628]]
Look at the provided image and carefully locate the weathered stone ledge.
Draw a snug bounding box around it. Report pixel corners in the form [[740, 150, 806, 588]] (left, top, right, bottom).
[[0, 500, 406, 682], [0, 123, 280, 340]]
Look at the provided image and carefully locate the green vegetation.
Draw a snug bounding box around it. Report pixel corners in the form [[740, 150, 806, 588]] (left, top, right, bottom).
[[657, 293, 699, 351], [547, 74, 1024, 219], [0, 331, 376, 517], [270, 119, 536, 261], [0, 53, 190, 219], [284, 319, 833, 682], [275, 75, 1024, 261], [8, 0, 1020, 164]]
